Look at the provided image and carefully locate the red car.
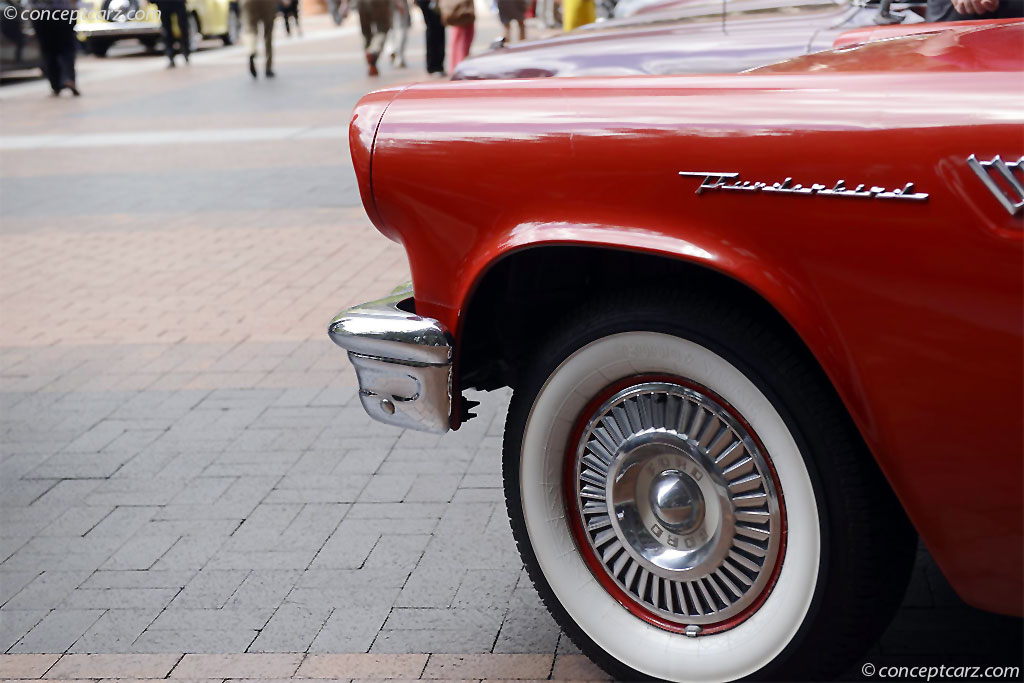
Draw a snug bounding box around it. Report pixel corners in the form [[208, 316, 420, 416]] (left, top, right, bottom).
[[330, 22, 1023, 682]]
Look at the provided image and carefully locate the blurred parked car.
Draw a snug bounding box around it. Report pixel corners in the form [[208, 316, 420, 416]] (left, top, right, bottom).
[[453, 0, 926, 79], [75, 0, 239, 56], [0, 0, 42, 74], [334, 20, 1023, 682]]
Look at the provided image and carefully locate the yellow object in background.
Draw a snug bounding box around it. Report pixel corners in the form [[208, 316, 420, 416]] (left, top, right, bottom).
[[562, 0, 595, 31]]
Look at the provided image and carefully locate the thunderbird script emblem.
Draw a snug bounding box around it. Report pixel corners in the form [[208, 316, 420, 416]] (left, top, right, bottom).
[[966, 155, 1023, 216], [679, 171, 928, 202]]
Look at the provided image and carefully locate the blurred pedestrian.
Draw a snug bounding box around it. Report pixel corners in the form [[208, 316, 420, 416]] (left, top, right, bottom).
[[154, 0, 190, 67], [386, 0, 410, 67], [242, 0, 277, 77], [535, 0, 558, 27], [561, 0, 592, 30], [439, 0, 474, 72], [279, 0, 301, 36], [926, 0, 1023, 19], [29, 0, 79, 95], [327, 0, 349, 24], [358, 0, 392, 76], [497, 0, 525, 44], [415, 0, 446, 76]]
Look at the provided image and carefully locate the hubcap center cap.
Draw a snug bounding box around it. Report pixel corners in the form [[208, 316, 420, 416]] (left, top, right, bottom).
[[651, 469, 705, 534]]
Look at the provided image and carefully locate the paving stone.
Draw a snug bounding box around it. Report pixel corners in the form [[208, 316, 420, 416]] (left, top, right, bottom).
[[308, 607, 392, 653], [148, 608, 274, 632], [0, 654, 60, 678], [170, 654, 303, 679], [170, 570, 249, 609], [0, 573, 39, 608], [394, 563, 465, 609], [67, 608, 162, 654], [3, 572, 91, 611], [369, 630, 497, 655], [101, 536, 180, 571], [298, 654, 427, 679], [247, 604, 333, 653], [421, 654, 553, 679], [10, 609, 104, 653], [355, 477, 416, 504], [150, 536, 228, 572], [37, 506, 115, 538], [45, 654, 181, 679], [60, 588, 178, 611], [129, 629, 258, 654], [310, 534, 380, 570], [550, 655, 611, 681], [452, 570, 520, 610], [0, 610, 47, 652], [403, 476, 463, 504], [84, 506, 160, 535], [492, 610, 561, 655], [223, 571, 302, 609]]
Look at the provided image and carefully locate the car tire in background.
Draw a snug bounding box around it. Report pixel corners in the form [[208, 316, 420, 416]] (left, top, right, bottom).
[[501, 289, 916, 681], [222, 3, 240, 45], [140, 36, 159, 53], [102, 0, 139, 21]]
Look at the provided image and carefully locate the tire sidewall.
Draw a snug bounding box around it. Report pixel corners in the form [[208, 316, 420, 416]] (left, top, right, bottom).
[[506, 305, 833, 682]]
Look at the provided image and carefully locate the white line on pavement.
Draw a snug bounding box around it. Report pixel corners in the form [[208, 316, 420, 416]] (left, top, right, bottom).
[[0, 125, 348, 150]]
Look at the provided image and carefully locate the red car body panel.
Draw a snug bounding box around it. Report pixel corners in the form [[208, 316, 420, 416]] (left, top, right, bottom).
[[833, 15, 1024, 47], [350, 24, 1024, 615]]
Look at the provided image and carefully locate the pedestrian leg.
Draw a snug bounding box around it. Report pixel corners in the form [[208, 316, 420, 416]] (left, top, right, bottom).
[[260, 0, 276, 75], [55, 18, 78, 94], [156, 2, 177, 64], [415, 0, 445, 74], [31, 20, 62, 94], [242, 0, 259, 77], [176, 3, 191, 62], [449, 22, 473, 72], [392, 0, 409, 67]]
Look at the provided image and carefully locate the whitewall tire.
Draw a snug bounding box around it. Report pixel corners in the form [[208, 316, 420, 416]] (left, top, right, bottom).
[[500, 290, 915, 681]]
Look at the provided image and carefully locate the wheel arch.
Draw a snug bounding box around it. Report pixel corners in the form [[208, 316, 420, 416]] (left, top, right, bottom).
[[454, 243, 879, 463]]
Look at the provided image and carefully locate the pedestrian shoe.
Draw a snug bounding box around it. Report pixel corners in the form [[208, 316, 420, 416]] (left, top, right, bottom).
[[184, 53, 190, 64], [64, 81, 80, 97], [266, 68, 275, 78], [366, 51, 379, 77], [397, 58, 407, 68], [249, 54, 258, 79]]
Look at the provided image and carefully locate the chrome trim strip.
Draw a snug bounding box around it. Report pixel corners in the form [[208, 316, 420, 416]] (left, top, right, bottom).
[[328, 284, 453, 433]]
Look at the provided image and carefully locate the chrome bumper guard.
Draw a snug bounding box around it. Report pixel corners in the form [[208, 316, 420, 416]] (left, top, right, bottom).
[[328, 285, 453, 434]]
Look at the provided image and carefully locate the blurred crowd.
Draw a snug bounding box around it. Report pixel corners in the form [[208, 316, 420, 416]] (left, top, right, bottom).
[[8, 0, 1023, 97]]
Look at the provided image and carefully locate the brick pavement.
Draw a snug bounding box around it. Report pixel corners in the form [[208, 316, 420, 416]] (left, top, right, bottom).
[[0, 9, 1020, 683]]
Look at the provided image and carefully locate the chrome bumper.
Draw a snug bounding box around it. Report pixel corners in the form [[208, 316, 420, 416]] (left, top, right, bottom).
[[328, 285, 453, 434]]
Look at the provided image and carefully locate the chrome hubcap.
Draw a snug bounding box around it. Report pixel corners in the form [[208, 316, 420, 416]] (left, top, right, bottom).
[[571, 381, 783, 626]]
